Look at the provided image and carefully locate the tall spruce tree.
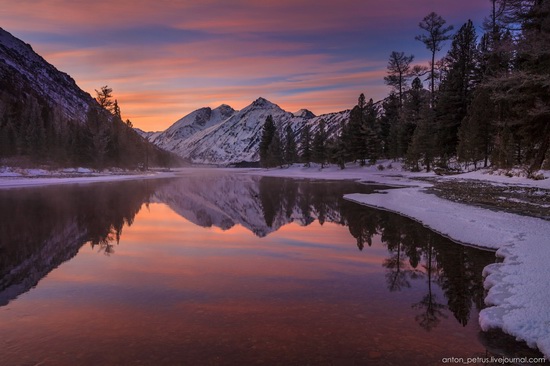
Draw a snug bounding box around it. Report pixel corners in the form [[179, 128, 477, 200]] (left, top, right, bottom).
[[363, 98, 382, 164], [267, 129, 283, 168], [403, 77, 432, 170], [436, 20, 480, 162], [398, 77, 428, 157], [312, 119, 327, 167], [458, 87, 495, 169], [300, 124, 312, 167], [381, 92, 401, 159], [348, 93, 369, 165], [284, 123, 297, 166], [259, 115, 276, 168], [407, 108, 436, 171], [348, 105, 366, 164], [333, 120, 350, 168]]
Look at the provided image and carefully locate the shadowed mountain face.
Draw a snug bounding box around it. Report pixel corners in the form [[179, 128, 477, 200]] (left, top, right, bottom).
[[0, 28, 93, 124], [0, 174, 495, 331], [0, 28, 180, 168]]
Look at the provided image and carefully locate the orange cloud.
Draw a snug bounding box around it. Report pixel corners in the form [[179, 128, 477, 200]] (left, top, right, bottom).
[[2, 0, 491, 131]]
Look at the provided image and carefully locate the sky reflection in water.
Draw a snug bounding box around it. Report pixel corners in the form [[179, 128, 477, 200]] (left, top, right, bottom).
[[0, 174, 499, 365]]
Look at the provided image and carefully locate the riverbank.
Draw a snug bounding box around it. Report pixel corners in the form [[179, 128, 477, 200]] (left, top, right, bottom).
[[246, 162, 550, 359], [0, 166, 178, 189]]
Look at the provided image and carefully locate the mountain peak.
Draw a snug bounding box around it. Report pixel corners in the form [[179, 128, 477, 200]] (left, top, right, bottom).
[[294, 109, 316, 119], [251, 97, 275, 108], [214, 104, 236, 114]]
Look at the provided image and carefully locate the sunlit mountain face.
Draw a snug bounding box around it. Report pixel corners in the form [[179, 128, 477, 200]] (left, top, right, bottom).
[[147, 97, 350, 164]]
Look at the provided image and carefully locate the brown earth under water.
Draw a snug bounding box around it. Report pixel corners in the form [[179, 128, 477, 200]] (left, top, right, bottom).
[[420, 178, 550, 221]]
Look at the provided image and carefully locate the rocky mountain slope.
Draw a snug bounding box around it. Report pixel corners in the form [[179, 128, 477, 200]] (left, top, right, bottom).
[[147, 98, 350, 165], [0, 27, 179, 168], [0, 27, 92, 123]]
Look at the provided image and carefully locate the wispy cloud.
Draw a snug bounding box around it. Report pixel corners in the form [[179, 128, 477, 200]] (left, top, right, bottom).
[[2, 0, 491, 130]]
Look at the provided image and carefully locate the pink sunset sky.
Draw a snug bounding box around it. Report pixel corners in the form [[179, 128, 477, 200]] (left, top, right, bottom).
[[2, 0, 491, 131]]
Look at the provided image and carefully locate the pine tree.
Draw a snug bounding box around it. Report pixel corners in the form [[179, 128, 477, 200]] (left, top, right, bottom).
[[407, 108, 436, 171], [458, 87, 495, 169], [332, 120, 350, 169], [348, 93, 370, 165], [95, 85, 114, 111], [398, 77, 429, 158], [384, 51, 415, 106], [436, 20, 480, 162], [284, 123, 297, 166], [358, 93, 366, 110], [381, 92, 401, 159], [363, 98, 382, 164], [112, 99, 121, 119], [259, 115, 276, 168], [86, 108, 111, 169], [300, 124, 312, 167], [415, 12, 454, 106], [312, 119, 327, 167], [480, 0, 514, 78], [267, 129, 283, 168], [348, 105, 366, 164]]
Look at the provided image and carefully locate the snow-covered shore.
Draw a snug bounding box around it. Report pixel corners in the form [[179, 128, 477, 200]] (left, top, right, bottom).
[[0, 167, 179, 189], [246, 163, 550, 359]]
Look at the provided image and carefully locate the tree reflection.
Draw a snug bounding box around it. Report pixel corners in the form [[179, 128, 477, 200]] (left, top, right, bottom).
[[0, 180, 159, 305], [0, 174, 496, 333], [252, 177, 495, 330], [412, 236, 448, 331]]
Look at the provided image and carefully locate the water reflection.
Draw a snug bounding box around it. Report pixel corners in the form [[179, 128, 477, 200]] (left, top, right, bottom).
[[0, 181, 158, 305], [0, 173, 507, 364], [1, 175, 491, 328]]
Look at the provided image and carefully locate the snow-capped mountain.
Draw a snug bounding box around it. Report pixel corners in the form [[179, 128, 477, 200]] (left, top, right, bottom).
[[293, 109, 316, 119], [0, 27, 93, 123], [147, 97, 350, 165], [152, 104, 236, 155]]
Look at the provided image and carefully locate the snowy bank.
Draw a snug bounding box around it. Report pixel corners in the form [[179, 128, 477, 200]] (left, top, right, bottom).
[[0, 168, 178, 189], [345, 187, 550, 358], [243, 162, 435, 187]]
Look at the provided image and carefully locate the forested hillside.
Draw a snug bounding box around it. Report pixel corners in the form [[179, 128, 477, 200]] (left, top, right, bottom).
[[0, 28, 181, 169]]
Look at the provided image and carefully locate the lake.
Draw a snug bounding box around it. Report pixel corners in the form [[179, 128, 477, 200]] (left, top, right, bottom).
[[0, 171, 535, 365]]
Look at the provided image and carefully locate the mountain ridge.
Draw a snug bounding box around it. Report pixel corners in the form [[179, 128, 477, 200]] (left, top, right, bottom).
[[145, 97, 350, 165], [0, 27, 93, 123]]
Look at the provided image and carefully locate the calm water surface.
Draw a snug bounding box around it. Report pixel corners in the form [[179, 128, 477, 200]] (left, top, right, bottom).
[[0, 172, 533, 365]]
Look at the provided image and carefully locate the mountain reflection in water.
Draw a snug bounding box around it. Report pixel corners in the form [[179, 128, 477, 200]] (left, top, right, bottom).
[[0, 173, 503, 365]]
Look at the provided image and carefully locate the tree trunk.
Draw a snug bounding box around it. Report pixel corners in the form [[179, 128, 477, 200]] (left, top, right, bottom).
[[529, 132, 550, 173]]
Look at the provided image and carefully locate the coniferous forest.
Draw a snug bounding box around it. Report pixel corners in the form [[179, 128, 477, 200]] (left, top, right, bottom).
[[261, 0, 550, 177], [0, 75, 181, 169]]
